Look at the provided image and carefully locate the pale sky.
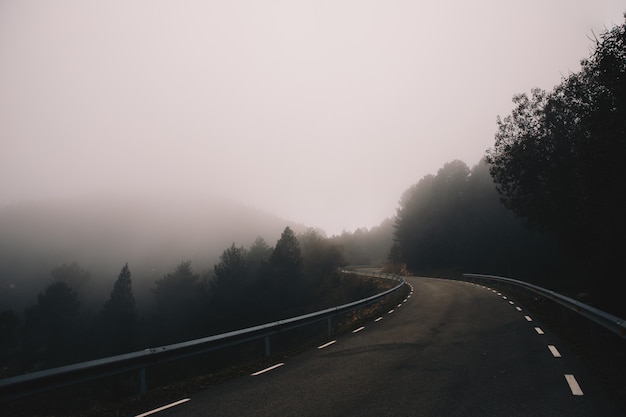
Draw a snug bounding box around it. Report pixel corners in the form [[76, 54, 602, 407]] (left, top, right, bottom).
[[1, 1, 624, 236]]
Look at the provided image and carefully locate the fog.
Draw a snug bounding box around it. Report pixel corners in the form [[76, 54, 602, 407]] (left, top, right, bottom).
[[0, 192, 305, 312], [1, 1, 623, 235]]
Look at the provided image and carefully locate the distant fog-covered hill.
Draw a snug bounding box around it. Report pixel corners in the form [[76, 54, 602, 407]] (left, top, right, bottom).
[[0, 193, 304, 312]]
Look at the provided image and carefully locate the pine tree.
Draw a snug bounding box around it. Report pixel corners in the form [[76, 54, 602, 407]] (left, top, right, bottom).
[[269, 227, 302, 281], [100, 263, 136, 354]]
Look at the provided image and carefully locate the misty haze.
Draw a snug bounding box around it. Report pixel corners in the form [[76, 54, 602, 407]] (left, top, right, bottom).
[[1, 1, 625, 416]]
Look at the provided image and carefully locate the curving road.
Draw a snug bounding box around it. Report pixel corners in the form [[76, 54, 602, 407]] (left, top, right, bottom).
[[143, 276, 624, 417]]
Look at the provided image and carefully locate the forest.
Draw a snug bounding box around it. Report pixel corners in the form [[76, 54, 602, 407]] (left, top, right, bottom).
[[0, 225, 391, 378], [1, 15, 624, 383], [391, 18, 625, 318]]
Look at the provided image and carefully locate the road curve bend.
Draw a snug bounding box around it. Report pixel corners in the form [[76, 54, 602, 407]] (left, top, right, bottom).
[[146, 276, 624, 417]]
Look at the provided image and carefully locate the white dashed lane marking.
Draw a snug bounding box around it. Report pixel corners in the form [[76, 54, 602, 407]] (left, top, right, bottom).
[[548, 345, 562, 358], [135, 399, 190, 417], [251, 363, 284, 376], [474, 281, 586, 398], [318, 340, 336, 349], [565, 374, 584, 396]]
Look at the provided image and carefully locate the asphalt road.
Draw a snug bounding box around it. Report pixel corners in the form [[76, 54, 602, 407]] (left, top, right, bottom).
[[143, 276, 624, 417]]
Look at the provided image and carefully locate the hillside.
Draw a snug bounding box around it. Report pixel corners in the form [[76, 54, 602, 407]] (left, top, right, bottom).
[[0, 193, 304, 312]]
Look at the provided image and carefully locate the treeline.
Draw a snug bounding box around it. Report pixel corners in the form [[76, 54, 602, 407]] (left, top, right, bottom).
[[392, 17, 625, 317], [0, 195, 300, 313], [0, 227, 384, 377], [486, 17, 625, 317], [391, 159, 566, 283], [329, 218, 394, 267]]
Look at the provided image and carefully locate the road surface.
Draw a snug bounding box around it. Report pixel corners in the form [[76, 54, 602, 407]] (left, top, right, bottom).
[[140, 276, 623, 417]]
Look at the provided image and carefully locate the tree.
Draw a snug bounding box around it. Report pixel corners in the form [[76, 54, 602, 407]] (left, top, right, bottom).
[[486, 18, 626, 313], [151, 261, 203, 343], [394, 161, 469, 272], [246, 236, 272, 279], [261, 227, 304, 315], [299, 228, 345, 283], [0, 310, 19, 373], [21, 281, 83, 368], [51, 262, 90, 292], [393, 159, 565, 282], [329, 219, 394, 267], [99, 263, 137, 354], [210, 244, 248, 306], [268, 226, 303, 282]]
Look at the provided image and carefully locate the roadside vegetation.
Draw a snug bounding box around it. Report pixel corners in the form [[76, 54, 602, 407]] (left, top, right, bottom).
[[390, 17, 626, 318]]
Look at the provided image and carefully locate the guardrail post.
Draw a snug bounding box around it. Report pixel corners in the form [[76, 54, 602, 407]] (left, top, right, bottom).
[[139, 367, 147, 395], [264, 336, 271, 357]]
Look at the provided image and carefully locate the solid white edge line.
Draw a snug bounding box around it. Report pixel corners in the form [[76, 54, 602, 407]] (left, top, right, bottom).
[[318, 340, 337, 349], [565, 374, 584, 396], [353, 326, 365, 333], [548, 345, 562, 358], [535, 327, 545, 335], [251, 363, 284, 376], [135, 398, 191, 417]]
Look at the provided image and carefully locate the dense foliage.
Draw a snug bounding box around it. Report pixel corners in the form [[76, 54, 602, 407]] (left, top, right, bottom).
[[486, 18, 626, 314], [392, 159, 565, 282], [0, 227, 375, 378]]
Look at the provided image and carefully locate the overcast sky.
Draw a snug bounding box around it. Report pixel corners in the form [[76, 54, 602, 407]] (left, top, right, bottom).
[[1, 1, 624, 236]]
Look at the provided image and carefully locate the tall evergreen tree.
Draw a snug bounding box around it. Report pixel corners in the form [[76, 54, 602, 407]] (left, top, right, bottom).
[[264, 227, 304, 314], [246, 236, 272, 280], [100, 263, 137, 354], [269, 226, 302, 281], [211, 244, 248, 303], [152, 261, 203, 343]]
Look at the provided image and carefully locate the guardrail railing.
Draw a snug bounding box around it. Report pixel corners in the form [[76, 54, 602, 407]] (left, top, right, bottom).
[[460, 273, 626, 339], [0, 270, 405, 402]]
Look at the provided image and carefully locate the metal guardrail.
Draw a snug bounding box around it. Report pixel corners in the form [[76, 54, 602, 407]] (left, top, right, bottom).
[[461, 273, 626, 339], [0, 270, 405, 402]]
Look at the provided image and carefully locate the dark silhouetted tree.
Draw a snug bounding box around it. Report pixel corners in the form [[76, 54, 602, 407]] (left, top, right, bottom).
[[260, 227, 304, 316], [151, 261, 203, 343], [21, 281, 83, 369], [269, 227, 303, 282], [0, 310, 19, 375], [299, 228, 345, 285], [210, 245, 248, 308], [394, 160, 469, 272], [99, 263, 137, 355], [246, 236, 272, 280], [393, 159, 564, 283], [486, 18, 626, 314]]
